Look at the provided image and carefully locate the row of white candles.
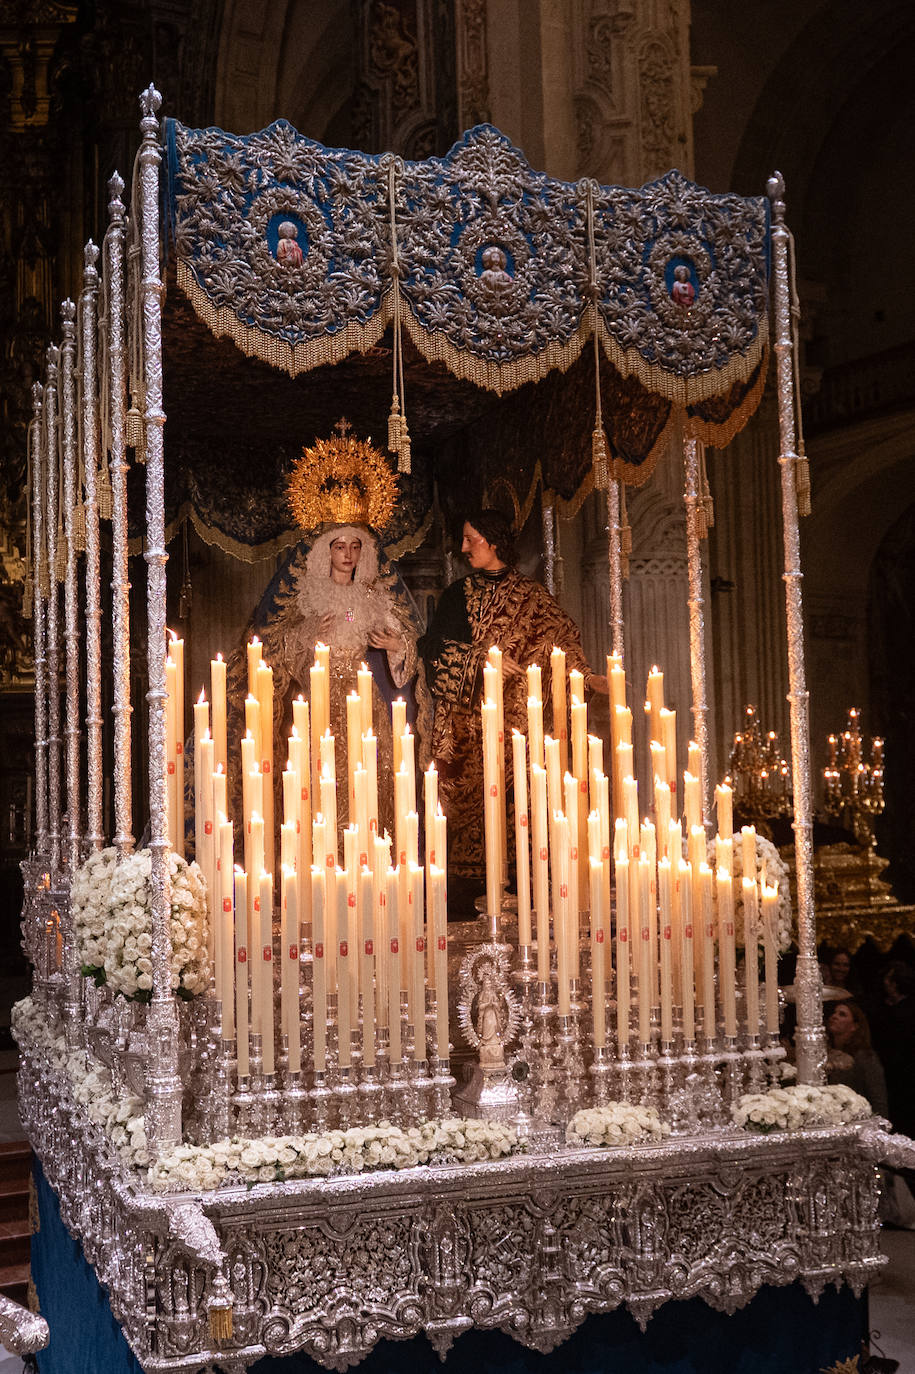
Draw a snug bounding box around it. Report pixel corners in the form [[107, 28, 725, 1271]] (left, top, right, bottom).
[[164, 636, 450, 1081], [481, 651, 783, 1048]]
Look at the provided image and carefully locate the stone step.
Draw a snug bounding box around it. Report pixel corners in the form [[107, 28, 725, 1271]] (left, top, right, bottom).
[[0, 1145, 30, 1189]]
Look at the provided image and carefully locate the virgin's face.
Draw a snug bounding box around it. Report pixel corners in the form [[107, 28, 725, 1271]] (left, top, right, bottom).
[[329, 535, 362, 583], [827, 1001, 855, 1048], [830, 953, 851, 984], [461, 522, 504, 572]]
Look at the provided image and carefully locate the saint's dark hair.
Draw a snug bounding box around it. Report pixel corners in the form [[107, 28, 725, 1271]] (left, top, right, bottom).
[[466, 508, 518, 565]]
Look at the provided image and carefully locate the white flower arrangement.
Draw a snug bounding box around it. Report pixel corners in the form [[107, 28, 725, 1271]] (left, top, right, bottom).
[[71, 845, 119, 980], [566, 1102, 671, 1147], [707, 833, 793, 953], [732, 1083, 871, 1134], [70, 847, 209, 1002], [12, 997, 519, 1191], [149, 1117, 521, 1194]]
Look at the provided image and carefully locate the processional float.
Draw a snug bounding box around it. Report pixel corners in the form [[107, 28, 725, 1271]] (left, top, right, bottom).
[[11, 84, 910, 1373]]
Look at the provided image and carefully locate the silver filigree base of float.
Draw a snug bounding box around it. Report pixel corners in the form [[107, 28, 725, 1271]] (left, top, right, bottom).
[[18, 1033, 888, 1374]]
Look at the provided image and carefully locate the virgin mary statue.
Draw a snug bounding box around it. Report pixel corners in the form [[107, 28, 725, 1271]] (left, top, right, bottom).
[[225, 426, 428, 834]]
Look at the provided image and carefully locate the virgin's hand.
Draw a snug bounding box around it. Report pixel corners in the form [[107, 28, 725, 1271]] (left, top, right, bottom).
[[319, 613, 336, 637], [369, 630, 402, 652], [501, 654, 524, 679], [587, 673, 610, 695]]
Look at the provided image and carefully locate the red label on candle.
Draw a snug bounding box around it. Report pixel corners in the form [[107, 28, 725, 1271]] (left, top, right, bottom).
[[360, 852, 368, 867], [339, 940, 348, 957], [685, 924, 693, 938], [633, 845, 640, 858], [302, 788, 309, 802], [296, 820, 301, 834], [326, 855, 334, 868], [167, 761, 175, 775], [380, 893, 386, 907], [539, 846, 548, 860], [641, 928, 650, 941], [348, 893, 356, 908], [726, 922, 734, 936], [620, 930, 628, 942], [571, 847, 578, 861], [438, 935, 447, 951], [205, 820, 213, 835], [314, 942, 324, 959], [223, 898, 231, 912], [254, 898, 260, 913], [663, 925, 671, 939], [490, 785, 498, 797], [262, 761, 271, 774], [176, 742, 183, 755], [263, 946, 272, 961], [416, 937, 424, 953], [429, 849, 436, 864], [706, 924, 715, 938], [400, 850, 407, 865], [289, 944, 298, 960], [580, 780, 587, 793], [390, 938, 399, 954], [596, 929, 604, 944], [364, 939, 373, 956], [238, 948, 247, 963], [602, 846, 610, 860], [520, 815, 528, 828], [216, 858, 222, 871], [369, 819, 377, 832], [559, 883, 568, 898]]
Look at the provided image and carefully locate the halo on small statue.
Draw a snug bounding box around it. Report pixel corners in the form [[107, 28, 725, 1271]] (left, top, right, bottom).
[[456, 944, 522, 1061], [286, 418, 398, 533]]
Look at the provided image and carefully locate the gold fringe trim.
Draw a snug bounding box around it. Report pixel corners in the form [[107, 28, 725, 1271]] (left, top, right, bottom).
[[126, 499, 432, 565], [22, 581, 33, 619], [177, 259, 390, 376], [178, 256, 769, 409], [796, 448, 811, 517], [685, 346, 770, 450], [599, 319, 768, 408]]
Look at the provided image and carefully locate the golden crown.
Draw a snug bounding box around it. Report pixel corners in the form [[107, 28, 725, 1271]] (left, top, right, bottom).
[[286, 420, 398, 532]]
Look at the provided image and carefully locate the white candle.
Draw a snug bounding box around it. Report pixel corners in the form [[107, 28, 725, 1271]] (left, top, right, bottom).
[[678, 858, 695, 1042], [658, 856, 673, 1044], [589, 846, 606, 1050], [699, 862, 716, 1040], [743, 873, 760, 1038], [257, 870, 274, 1075], [482, 700, 501, 923], [311, 866, 327, 1072], [512, 731, 532, 946], [246, 637, 262, 697], [281, 865, 300, 1072], [169, 636, 185, 858], [564, 773, 580, 982], [211, 653, 227, 777], [527, 694, 545, 772], [550, 647, 568, 775], [357, 662, 373, 737], [165, 657, 178, 851], [614, 843, 630, 1048], [761, 880, 780, 1036], [637, 852, 652, 1044], [715, 782, 733, 842], [336, 879, 352, 1068], [430, 863, 449, 1059], [392, 699, 407, 771], [554, 811, 571, 1015], [256, 661, 274, 884], [234, 867, 249, 1076], [386, 868, 402, 1063], [660, 707, 677, 793], [363, 729, 379, 846], [217, 818, 234, 1038], [361, 866, 375, 1067], [645, 665, 664, 745], [409, 862, 425, 1057], [531, 764, 550, 981]]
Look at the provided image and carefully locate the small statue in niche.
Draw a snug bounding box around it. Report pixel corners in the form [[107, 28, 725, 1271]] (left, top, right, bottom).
[[474, 961, 507, 1068], [670, 263, 696, 307], [478, 244, 513, 294], [275, 220, 304, 267]]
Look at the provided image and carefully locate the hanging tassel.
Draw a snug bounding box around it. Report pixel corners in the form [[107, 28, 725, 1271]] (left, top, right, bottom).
[[38, 560, 50, 600], [207, 1274, 233, 1344], [97, 456, 113, 521], [178, 519, 192, 620], [619, 479, 632, 579], [699, 446, 715, 534], [54, 536, 68, 583], [397, 417, 411, 475], [796, 447, 811, 518], [73, 502, 86, 553], [22, 580, 33, 620], [388, 394, 403, 455], [591, 427, 610, 490]]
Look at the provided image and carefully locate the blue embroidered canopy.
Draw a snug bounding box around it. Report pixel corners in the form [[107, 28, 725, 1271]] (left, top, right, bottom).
[[165, 119, 769, 412]]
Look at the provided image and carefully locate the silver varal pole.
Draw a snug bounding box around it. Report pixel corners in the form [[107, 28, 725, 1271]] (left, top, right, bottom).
[[683, 435, 711, 821], [139, 85, 182, 1150], [30, 382, 49, 859], [541, 496, 556, 597], [606, 477, 624, 660], [44, 347, 62, 876], [107, 172, 134, 854], [60, 300, 82, 872], [767, 173, 824, 1085], [81, 243, 105, 850]]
